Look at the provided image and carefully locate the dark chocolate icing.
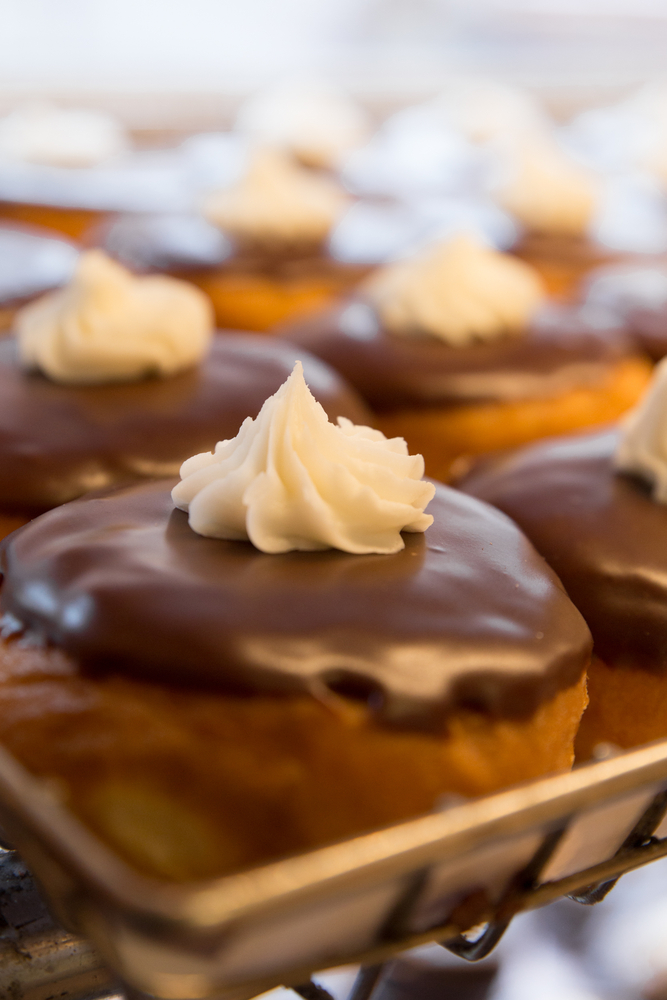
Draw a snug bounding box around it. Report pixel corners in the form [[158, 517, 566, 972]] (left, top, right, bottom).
[[0, 479, 591, 730], [0, 334, 371, 515], [278, 298, 634, 411], [514, 232, 617, 265], [0, 224, 78, 307], [458, 429, 667, 670], [584, 263, 667, 361]]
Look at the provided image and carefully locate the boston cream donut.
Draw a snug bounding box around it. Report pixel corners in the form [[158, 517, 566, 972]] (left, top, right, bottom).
[[196, 148, 368, 331], [492, 134, 667, 299], [458, 363, 667, 757], [280, 234, 651, 481], [0, 250, 371, 539], [0, 365, 591, 881], [490, 133, 604, 297]]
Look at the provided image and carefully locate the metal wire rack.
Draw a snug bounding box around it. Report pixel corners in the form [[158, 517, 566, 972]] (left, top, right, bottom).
[[4, 739, 667, 1000]]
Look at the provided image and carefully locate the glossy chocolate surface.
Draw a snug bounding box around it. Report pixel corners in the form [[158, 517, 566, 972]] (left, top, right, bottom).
[[459, 429, 667, 670], [0, 334, 371, 514], [0, 224, 78, 307], [0, 479, 591, 729], [584, 263, 667, 361], [515, 232, 616, 265], [279, 299, 633, 411]]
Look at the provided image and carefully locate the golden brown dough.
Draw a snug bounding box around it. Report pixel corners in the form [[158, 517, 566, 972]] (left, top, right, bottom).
[[0, 202, 105, 240], [575, 656, 667, 760], [376, 357, 651, 483], [188, 269, 361, 332], [0, 637, 587, 882]]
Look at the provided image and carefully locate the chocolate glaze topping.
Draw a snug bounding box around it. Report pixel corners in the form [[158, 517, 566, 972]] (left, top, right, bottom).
[[279, 299, 634, 411], [0, 224, 78, 307], [622, 308, 667, 362], [0, 479, 591, 730], [459, 430, 667, 671], [0, 334, 371, 515]]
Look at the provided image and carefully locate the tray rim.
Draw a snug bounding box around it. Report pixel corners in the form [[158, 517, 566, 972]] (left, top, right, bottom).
[[2, 735, 667, 931]]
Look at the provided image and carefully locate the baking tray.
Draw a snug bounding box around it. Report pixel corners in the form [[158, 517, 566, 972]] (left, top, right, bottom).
[[2, 736, 667, 1000]]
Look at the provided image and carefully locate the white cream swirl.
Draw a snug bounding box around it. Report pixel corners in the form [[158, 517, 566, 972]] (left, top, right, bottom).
[[365, 234, 545, 345], [16, 250, 213, 385], [172, 362, 435, 554], [202, 148, 348, 243], [615, 357, 667, 502], [493, 135, 600, 236]]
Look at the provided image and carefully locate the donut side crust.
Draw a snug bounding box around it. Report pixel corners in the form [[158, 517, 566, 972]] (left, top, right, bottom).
[[0, 636, 588, 882]]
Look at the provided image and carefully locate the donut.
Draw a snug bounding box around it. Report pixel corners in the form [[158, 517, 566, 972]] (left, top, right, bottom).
[[0, 475, 590, 880], [88, 210, 372, 334], [279, 291, 650, 482], [488, 133, 667, 298], [457, 426, 667, 758], [190, 148, 373, 331]]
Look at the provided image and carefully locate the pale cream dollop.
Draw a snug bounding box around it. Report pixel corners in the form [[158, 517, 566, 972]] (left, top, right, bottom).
[[172, 362, 435, 554], [235, 81, 369, 169], [202, 148, 348, 243], [0, 103, 127, 167], [615, 358, 667, 502], [16, 250, 213, 385], [492, 135, 600, 236], [365, 234, 545, 345]]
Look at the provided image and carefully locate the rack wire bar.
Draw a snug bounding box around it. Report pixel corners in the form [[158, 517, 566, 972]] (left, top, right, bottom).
[[3, 739, 667, 999]]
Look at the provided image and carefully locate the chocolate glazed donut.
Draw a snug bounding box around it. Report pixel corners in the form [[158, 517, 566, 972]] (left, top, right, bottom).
[[0, 480, 591, 878], [278, 297, 650, 482], [458, 429, 667, 756], [279, 298, 635, 412], [0, 481, 590, 727]]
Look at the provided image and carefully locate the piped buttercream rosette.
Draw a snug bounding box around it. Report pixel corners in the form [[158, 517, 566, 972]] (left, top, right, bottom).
[[16, 250, 213, 385], [172, 361, 435, 554]]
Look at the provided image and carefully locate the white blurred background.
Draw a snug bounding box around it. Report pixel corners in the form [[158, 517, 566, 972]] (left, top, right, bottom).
[[4, 0, 667, 127]]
